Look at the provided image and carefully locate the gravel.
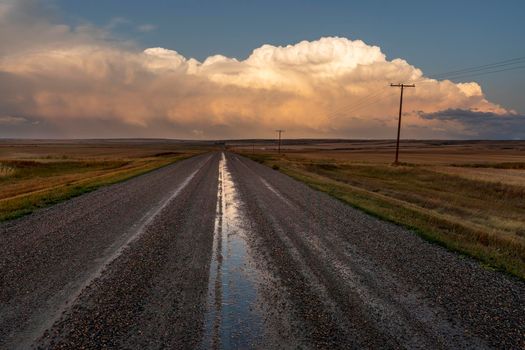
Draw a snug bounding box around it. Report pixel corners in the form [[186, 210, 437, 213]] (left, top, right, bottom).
[[1, 151, 523, 349], [226, 152, 525, 349], [35, 153, 219, 349], [0, 154, 214, 349]]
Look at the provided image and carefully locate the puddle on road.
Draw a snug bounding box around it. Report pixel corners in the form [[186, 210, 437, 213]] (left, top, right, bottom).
[[201, 153, 264, 349]]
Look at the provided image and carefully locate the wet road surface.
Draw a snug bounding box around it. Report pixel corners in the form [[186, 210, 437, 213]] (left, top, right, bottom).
[[1, 152, 524, 349]]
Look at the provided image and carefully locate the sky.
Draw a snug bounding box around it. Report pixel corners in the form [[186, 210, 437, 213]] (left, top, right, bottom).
[[0, 0, 524, 139]]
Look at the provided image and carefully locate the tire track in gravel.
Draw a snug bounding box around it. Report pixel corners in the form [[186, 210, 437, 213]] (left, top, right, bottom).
[[226, 152, 525, 349], [33, 153, 220, 349], [0, 154, 212, 349], [230, 154, 477, 348], [2, 151, 524, 349]]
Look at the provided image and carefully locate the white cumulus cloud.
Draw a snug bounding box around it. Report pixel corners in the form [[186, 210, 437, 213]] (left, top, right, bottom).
[[0, 0, 518, 139]]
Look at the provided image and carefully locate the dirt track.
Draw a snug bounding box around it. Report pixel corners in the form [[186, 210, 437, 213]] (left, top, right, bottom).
[[1, 152, 523, 349]]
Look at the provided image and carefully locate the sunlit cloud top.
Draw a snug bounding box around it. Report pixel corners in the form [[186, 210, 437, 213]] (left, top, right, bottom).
[[0, 0, 523, 139]]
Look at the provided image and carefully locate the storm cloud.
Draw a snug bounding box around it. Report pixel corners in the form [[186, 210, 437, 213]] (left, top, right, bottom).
[[0, 0, 518, 139], [420, 109, 525, 139]]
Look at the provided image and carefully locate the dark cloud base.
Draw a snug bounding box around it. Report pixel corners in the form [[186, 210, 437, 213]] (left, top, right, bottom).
[[419, 109, 525, 140]]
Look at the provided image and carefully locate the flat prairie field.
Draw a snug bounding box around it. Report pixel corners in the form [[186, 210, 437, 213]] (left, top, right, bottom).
[[233, 140, 525, 279], [0, 139, 210, 221]]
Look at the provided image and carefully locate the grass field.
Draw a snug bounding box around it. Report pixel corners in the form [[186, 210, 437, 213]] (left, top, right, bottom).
[[235, 140, 525, 279], [3, 138, 524, 279], [0, 140, 209, 221]]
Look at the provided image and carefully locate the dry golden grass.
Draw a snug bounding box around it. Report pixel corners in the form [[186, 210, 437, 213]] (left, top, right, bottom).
[[233, 139, 525, 164], [0, 164, 16, 177], [0, 140, 209, 221], [432, 166, 525, 187], [236, 140, 525, 279]]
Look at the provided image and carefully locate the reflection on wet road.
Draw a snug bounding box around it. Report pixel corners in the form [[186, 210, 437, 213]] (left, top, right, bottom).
[[202, 153, 264, 349], [4, 151, 522, 349]]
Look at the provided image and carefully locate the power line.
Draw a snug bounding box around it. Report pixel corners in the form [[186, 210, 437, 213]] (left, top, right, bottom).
[[326, 88, 390, 119], [316, 53, 525, 140], [327, 89, 385, 116], [425, 64, 525, 81], [413, 56, 525, 85], [326, 88, 396, 120], [326, 54, 525, 120], [426, 56, 525, 80]]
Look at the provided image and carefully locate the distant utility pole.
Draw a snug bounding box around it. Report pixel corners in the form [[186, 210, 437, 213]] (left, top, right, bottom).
[[275, 130, 285, 153], [390, 83, 415, 164]]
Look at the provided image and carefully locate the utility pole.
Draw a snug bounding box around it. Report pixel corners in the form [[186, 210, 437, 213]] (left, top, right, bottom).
[[275, 130, 285, 153], [390, 83, 415, 164]]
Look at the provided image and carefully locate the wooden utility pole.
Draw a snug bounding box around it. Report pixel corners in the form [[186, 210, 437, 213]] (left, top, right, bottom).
[[275, 130, 285, 153], [390, 83, 415, 164]]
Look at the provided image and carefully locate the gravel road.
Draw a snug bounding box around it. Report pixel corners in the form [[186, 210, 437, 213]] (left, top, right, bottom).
[[1, 151, 523, 349]]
